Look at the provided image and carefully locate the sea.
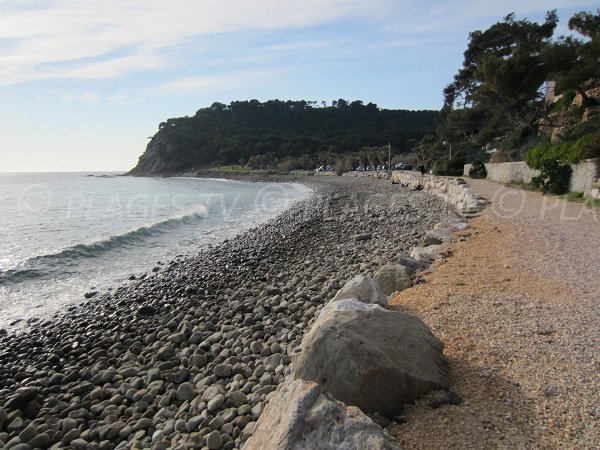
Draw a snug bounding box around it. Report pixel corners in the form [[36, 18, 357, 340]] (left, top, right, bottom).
[[0, 173, 311, 330]]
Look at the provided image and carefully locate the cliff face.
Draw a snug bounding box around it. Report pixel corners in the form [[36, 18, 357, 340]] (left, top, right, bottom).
[[539, 85, 600, 143], [127, 133, 190, 176]]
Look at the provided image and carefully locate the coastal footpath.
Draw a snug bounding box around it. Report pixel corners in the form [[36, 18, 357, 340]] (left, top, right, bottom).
[[389, 178, 600, 448], [0, 176, 453, 450]]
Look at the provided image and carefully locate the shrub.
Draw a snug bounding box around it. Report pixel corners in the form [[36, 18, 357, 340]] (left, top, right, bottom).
[[531, 160, 572, 195], [469, 160, 487, 179], [525, 142, 582, 169], [333, 157, 351, 175], [433, 157, 467, 176], [576, 132, 600, 159], [547, 91, 577, 113]]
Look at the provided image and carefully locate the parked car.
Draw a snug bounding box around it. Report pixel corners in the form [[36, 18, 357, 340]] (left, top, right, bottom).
[[394, 162, 413, 170], [316, 165, 334, 172]]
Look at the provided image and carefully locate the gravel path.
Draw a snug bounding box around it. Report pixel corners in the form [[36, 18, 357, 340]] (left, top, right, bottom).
[[0, 176, 452, 450], [389, 179, 600, 449]]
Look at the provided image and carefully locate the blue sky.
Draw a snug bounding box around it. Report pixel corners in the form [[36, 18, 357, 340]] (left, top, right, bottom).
[[1, 0, 597, 172]]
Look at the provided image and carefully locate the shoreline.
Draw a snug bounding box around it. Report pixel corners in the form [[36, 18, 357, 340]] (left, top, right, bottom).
[[0, 175, 454, 449], [0, 175, 313, 333]]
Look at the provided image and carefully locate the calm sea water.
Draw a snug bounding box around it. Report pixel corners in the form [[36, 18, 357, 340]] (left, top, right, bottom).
[[0, 173, 311, 329]]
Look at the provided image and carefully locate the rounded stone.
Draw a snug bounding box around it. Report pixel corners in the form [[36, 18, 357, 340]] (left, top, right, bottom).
[[214, 364, 232, 378], [9, 444, 31, 450], [207, 394, 225, 412], [176, 382, 196, 402], [206, 430, 223, 450], [18, 425, 36, 443], [28, 433, 51, 449]]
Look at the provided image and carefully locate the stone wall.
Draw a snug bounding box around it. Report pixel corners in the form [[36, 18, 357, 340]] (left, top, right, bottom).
[[464, 159, 600, 198], [389, 171, 486, 215], [570, 158, 600, 194], [463, 162, 539, 185]]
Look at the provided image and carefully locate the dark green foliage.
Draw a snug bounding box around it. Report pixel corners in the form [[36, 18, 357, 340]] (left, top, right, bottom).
[[428, 9, 599, 166], [438, 11, 558, 149], [469, 160, 488, 178], [578, 131, 600, 158], [433, 157, 467, 176], [551, 10, 600, 107], [130, 100, 439, 174], [531, 160, 572, 194]]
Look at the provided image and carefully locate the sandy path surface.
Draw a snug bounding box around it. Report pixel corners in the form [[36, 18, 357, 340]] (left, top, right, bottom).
[[389, 179, 600, 449]]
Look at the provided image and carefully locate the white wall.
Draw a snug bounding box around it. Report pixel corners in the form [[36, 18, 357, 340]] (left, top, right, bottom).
[[464, 159, 600, 197]]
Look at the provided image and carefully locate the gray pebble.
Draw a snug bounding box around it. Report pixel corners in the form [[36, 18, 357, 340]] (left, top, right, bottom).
[[206, 430, 223, 449], [207, 394, 225, 412], [176, 382, 196, 402]]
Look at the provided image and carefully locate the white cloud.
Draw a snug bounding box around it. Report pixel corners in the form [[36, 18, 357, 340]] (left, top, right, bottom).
[[0, 0, 595, 87], [49, 91, 101, 102], [159, 68, 287, 94], [0, 0, 387, 85], [384, 0, 595, 35]]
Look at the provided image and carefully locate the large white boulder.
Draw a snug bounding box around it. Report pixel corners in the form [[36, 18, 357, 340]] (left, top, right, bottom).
[[332, 275, 387, 308], [410, 244, 443, 263], [293, 299, 448, 417], [373, 263, 412, 296], [242, 379, 399, 450]]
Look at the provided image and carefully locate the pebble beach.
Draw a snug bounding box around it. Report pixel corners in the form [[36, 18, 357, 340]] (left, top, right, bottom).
[[0, 176, 453, 450]]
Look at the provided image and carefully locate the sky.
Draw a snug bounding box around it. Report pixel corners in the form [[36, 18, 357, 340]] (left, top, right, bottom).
[[0, 0, 597, 172]]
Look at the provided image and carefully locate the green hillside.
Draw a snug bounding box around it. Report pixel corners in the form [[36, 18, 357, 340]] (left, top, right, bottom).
[[128, 100, 438, 175]]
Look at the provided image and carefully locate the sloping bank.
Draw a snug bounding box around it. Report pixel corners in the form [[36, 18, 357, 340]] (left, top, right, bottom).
[[243, 174, 486, 449]]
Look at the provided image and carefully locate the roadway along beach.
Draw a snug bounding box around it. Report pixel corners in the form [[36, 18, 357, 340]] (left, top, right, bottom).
[[389, 178, 600, 448]]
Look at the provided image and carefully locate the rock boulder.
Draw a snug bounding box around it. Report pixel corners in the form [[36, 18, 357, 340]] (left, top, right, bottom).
[[421, 228, 454, 247], [390, 254, 429, 276], [410, 245, 443, 263], [434, 218, 469, 232], [332, 275, 386, 308], [293, 299, 448, 417], [242, 379, 399, 450], [373, 263, 412, 296]]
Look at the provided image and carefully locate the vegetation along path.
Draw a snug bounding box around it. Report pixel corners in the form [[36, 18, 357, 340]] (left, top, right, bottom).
[[389, 178, 599, 449]]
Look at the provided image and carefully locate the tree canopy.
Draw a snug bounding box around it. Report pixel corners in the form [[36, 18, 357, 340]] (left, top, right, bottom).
[[431, 9, 600, 168], [440, 11, 558, 147], [129, 100, 438, 175]]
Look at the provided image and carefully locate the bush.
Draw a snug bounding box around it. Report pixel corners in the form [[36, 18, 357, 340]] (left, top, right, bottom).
[[433, 157, 466, 176], [547, 91, 577, 113], [525, 141, 582, 169], [531, 160, 572, 195], [576, 132, 600, 159], [333, 157, 351, 175], [469, 160, 487, 179]]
